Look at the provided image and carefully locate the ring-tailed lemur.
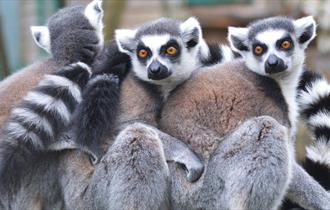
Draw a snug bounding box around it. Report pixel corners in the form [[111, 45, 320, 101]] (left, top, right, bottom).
[[228, 16, 330, 209], [0, 0, 103, 127], [228, 16, 317, 138], [0, 62, 91, 188], [68, 17, 234, 164]]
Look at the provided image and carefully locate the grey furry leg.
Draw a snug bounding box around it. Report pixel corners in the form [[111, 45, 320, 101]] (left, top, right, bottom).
[[145, 125, 204, 182], [90, 123, 170, 210], [285, 162, 330, 210], [201, 116, 291, 210]]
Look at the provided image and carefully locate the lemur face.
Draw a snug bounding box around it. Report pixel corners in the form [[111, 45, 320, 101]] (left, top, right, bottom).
[[228, 16, 316, 76], [116, 17, 208, 86], [30, 0, 104, 54]]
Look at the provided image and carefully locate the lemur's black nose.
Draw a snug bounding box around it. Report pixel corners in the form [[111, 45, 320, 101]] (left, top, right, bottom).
[[149, 61, 161, 74], [267, 55, 279, 67], [147, 60, 171, 80], [265, 54, 287, 74]]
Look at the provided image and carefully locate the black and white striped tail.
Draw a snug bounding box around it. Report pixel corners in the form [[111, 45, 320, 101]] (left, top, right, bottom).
[[0, 62, 90, 181], [297, 70, 330, 190], [199, 43, 240, 67], [69, 73, 120, 164]]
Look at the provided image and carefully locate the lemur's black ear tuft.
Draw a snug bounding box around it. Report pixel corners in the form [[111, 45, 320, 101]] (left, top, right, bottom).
[[180, 17, 202, 48], [228, 26, 249, 54], [115, 29, 137, 55], [31, 26, 51, 53], [293, 16, 316, 48]]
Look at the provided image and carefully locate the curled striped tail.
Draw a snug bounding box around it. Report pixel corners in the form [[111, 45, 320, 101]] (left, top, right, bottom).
[[0, 62, 90, 186], [297, 70, 330, 190]]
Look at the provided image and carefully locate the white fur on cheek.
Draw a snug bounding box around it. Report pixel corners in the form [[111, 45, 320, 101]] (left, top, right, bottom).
[[131, 59, 149, 82], [245, 53, 265, 76], [171, 45, 199, 82]]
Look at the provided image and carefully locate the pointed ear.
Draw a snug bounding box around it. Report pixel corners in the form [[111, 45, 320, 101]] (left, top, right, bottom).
[[85, 0, 104, 31], [227, 26, 249, 54], [293, 16, 316, 48], [180, 17, 202, 48], [115, 29, 137, 54], [30, 26, 51, 53]]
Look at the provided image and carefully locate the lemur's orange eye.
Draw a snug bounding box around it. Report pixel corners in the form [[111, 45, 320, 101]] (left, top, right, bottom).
[[281, 40, 292, 49], [166, 46, 177, 55], [254, 46, 264, 55], [138, 49, 148, 58]]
